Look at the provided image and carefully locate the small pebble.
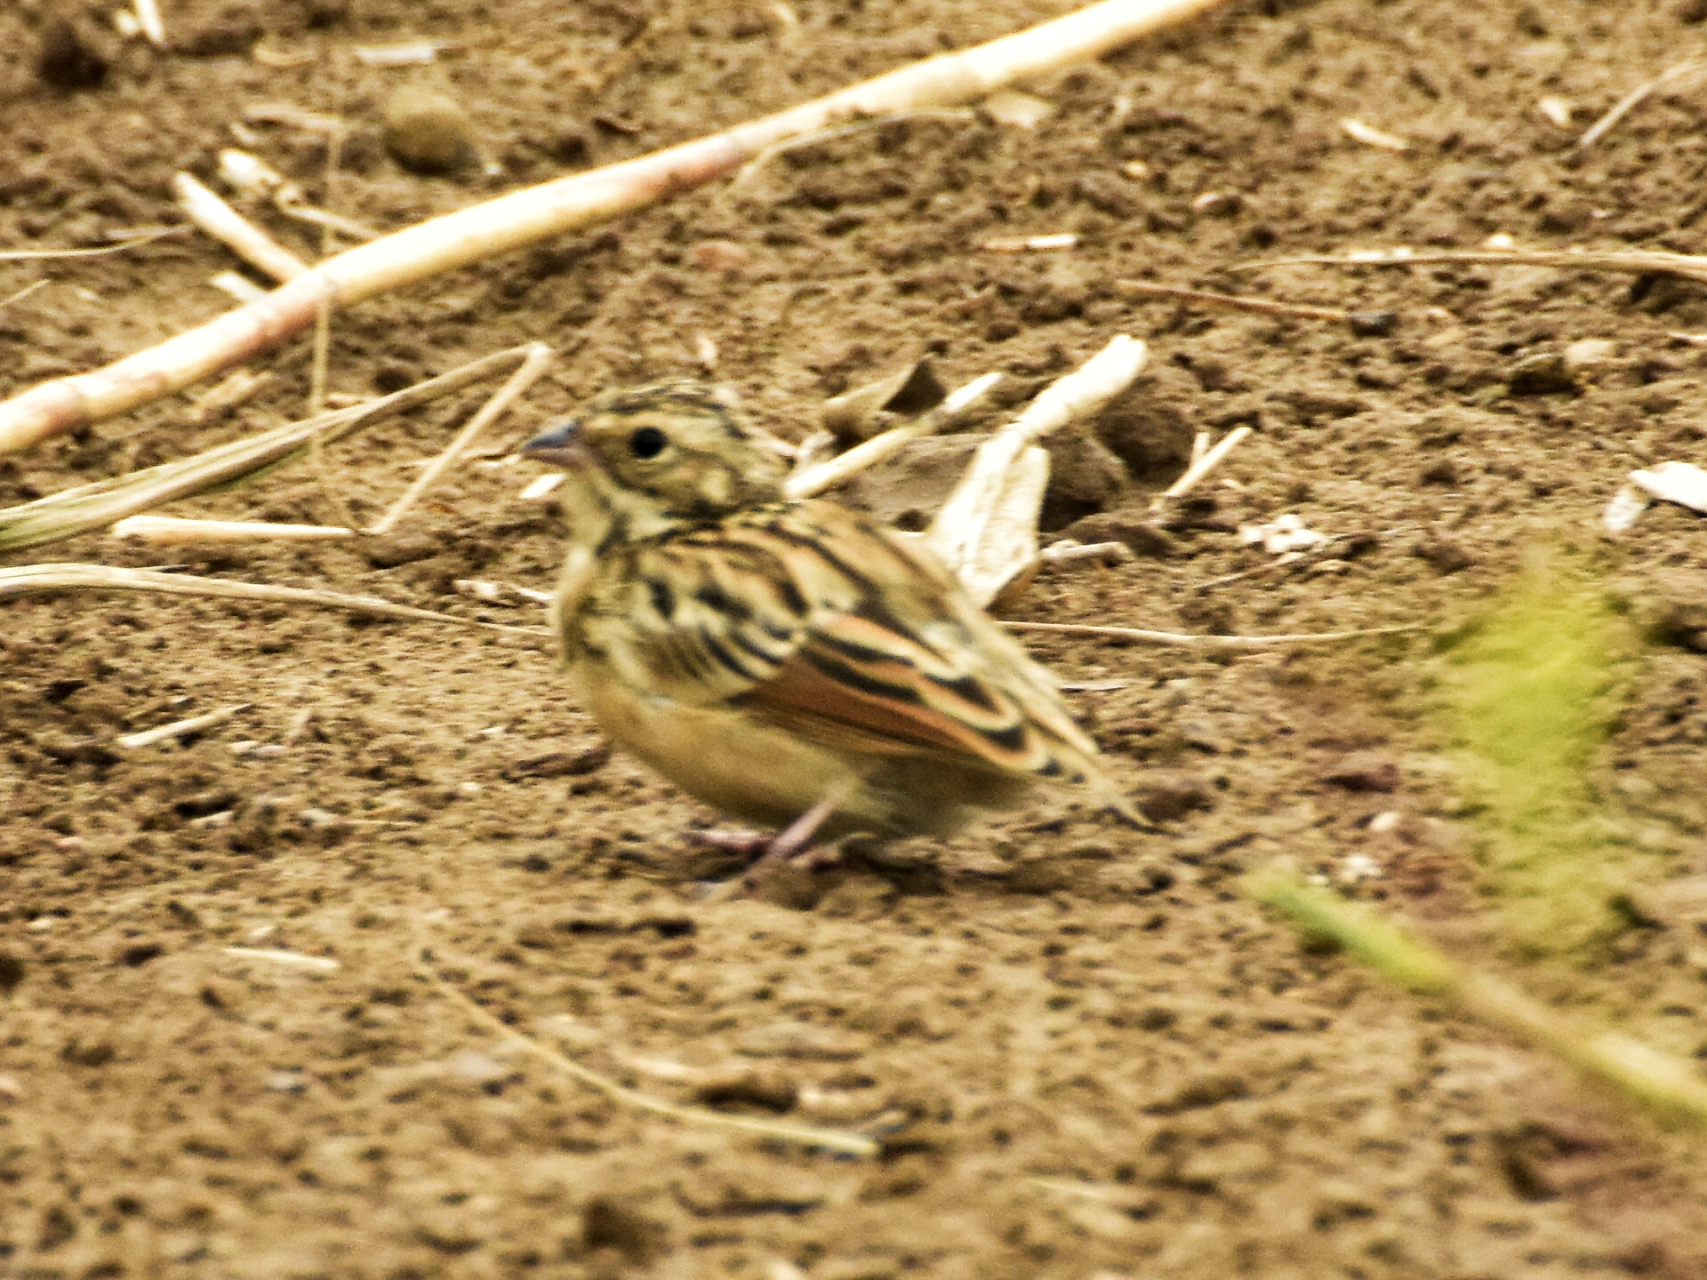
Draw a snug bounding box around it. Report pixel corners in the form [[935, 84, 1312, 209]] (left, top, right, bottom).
[[383, 86, 476, 173], [38, 19, 107, 91], [688, 239, 750, 272], [1507, 352, 1576, 396], [1347, 310, 1399, 338], [1562, 337, 1616, 372]]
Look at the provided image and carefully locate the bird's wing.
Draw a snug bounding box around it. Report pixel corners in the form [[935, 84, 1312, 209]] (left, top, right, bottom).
[[571, 501, 1116, 788]]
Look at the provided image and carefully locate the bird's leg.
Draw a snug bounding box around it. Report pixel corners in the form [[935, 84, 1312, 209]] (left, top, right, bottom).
[[683, 780, 859, 899]]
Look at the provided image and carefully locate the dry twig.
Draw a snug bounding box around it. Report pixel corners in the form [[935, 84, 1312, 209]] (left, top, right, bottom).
[[173, 172, 309, 283], [1161, 425, 1251, 500], [1579, 59, 1707, 149], [784, 372, 1001, 499], [367, 342, 553, 534], [116, 704, 249, 750]]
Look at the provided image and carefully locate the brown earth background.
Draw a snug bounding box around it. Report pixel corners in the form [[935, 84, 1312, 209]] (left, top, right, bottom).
[[7, 0, 1707, 1276]]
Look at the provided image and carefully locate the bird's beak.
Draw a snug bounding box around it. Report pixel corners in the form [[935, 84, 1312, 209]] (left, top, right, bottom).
[[521, 419, 590, 469]]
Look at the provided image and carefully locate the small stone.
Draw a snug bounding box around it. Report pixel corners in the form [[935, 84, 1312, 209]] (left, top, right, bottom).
[[1507, 352, 1577, 395], [1562, 338, 1616, 372], [35, 733, 119, 767], [266, 1070, 309, 1094], [688, 239, 750, 272], [119, 941, 165, 968], [1347, 310, 1399, 338], [503, 744, 611, 780], [1620, 571, 1707, 651], [692, 1068, 799, 1113], [582, 1197, 665, 1264], [0, 952, 25, 994], [38, 20, 107, 92], [1059, 509, 1178, 558], [383, 86, 477, 174], [1042, 432, 1129, 528], [1133, 771, 1214, 821], [1412, 537, 1473, 574], [1073, 171, 1136, 218], [362, 532, 441, 569]]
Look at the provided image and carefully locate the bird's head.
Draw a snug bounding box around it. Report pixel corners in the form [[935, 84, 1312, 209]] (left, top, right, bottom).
[[523, 381, 788, 541]]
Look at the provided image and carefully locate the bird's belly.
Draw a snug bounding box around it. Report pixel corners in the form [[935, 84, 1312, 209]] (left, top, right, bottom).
[[577, 668, 872, 829]]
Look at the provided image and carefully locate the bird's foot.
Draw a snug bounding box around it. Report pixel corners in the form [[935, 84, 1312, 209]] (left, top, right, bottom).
[[692, 782, 856, 901]]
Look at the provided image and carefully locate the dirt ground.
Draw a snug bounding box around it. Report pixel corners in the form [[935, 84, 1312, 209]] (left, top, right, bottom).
[[8, 0, 1707, 1275]]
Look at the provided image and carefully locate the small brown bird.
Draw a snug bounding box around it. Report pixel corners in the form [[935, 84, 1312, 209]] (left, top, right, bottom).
[[523, 380, 1133, 852]]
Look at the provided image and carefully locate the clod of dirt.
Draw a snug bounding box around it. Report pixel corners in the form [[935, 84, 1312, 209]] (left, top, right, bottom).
[[1133, 771, 1215, 821], [363, 532, 442, 568], [118, 941, 165, 968], [691, 1068, 799, 1113], [1347, 310, 1399, 338], [36, 19, 107, 92], [821, 360, 947, 444], [1060, 506, 1178, 557], [581, 1197, 665, 1264], [383, 86, 477, 174], [1321, 751, 1400, 793], [1091, 378, 1196, 481], [502, 744, 611, 780], [1412, 537, 1473, 574], [1507, 352, 1577, 396], [1041, 430, 1128, 529], [1619, 572, 1707, 651]]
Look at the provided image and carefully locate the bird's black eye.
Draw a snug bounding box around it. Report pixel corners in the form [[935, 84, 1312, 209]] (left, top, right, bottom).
[[628, 426, 668, 459]]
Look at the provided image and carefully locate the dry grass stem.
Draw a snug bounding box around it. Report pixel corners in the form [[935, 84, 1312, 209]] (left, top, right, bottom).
[[188, 368, 274, 421], [367, 342, 554, 534], [1039, 540, 1132, 565], [0, 280, 49, 311], [354, 42, 452, 67], [1579, 59, 1707, 149], [784, 371, 1002, 499], [1232, 246, 1707, 288], [0, 229, 184, 262], [1003, 620, 1418, 648], [0, 564, 546, 636], [222, 947, 341, 972], [109, 516, 354, 543], [428, 968, 880, 1156], [0, 346, 533, 553], [308, 293, 333, 417], [210, 271, 268, 304], [1251, 871, 1707, 1128], [134, 0, 166, 45], [731, 109, 978, 189], [980, 233, 1078, 252], [1162, 424, 1251, 499], [173, 172, 309, 283], [1339, 117, 1409, 151], [0, 0, 1231, 455], [117, 703, 250, 750], [1116, 278, 1350, 322]]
